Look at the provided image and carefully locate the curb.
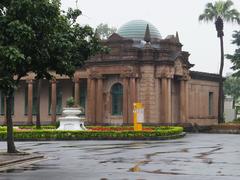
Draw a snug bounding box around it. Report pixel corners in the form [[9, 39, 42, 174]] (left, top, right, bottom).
[[0, 154, 44, 168]]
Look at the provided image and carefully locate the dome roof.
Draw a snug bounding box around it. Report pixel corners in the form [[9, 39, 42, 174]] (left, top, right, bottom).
[[117, 20, 161, 41]]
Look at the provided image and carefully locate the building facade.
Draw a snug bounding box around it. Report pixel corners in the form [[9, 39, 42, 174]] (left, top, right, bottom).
[[0, 20, 220, 126]]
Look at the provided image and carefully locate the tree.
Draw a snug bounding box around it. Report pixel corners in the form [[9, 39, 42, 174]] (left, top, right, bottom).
[[0, 0, 103, 153], [199, 0, 240, 123], [227, 31, 240, 75], [224, 75, 240, 107], [95, 23, 117, 39]]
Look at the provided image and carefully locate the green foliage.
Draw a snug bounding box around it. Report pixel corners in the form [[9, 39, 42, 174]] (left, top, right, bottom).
[[227, 31, 240, 77], [0, 0, 104, 92], [55, 121, 60, 129], [95, 23, 117, 39], [0, 126, 184, 140], [155, 126, 183, 132], [0, 0, 105, 151], [17, 125, 56, 130], [233, 118, 240, 123], [0, 126, 7, 132], [223, 75, 240, 101], [66, 96, 75, 107], [199, 0, 240, 23]]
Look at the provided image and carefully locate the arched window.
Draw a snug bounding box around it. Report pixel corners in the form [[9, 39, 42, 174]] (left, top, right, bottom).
[[111, 83, 123, 115]]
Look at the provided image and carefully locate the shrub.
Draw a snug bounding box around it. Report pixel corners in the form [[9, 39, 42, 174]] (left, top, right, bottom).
[[0, 126, 184, 141], [0, 126, 7, 132], [66, 97, 75, 107], [17, 125, 56, 130]]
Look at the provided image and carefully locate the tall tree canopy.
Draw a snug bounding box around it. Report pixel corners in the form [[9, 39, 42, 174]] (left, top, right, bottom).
[[199, 0, 240, 22], [227, 31, 240, 77], [224, 75, 240, 103], [199, 0, 240, 123], [0, 0, 103, 153], [95, 23, 117, 39]]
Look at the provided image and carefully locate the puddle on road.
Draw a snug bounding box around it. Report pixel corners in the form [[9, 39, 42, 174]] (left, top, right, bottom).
[[100, 157, 126, 164], [32, 142, 53, 146], [129, 160, 150, 172], [195, 146, 223, 164], [145, 169, 186, 175], [129, 161, 186, 175], [145, 148, 189, 159]]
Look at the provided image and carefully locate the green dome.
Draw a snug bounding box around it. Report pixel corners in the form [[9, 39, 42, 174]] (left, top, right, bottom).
[[117, 20, 161, 41]]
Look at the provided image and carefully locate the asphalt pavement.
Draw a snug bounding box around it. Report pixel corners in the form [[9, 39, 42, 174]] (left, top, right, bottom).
[[0, 134, 240, 180]]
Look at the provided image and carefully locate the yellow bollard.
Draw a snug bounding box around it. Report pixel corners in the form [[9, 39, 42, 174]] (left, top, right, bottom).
[[133, 103, 144, 131]]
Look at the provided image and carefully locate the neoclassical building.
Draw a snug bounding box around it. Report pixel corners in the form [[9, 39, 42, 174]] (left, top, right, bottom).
[[0, 20, 220, 126]]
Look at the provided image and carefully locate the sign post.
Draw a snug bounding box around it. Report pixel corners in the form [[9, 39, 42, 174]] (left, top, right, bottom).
[[133, 102, 144, 131]]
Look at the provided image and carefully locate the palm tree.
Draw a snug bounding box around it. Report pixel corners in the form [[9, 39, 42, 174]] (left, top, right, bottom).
[[199, 0, 240, 123]]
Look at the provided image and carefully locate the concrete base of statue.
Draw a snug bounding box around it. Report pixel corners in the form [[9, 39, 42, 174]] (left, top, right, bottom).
[[57, 107, 87, 131]]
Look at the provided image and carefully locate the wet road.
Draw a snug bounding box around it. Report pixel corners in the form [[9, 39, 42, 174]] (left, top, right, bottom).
[[0, 134, 240, 180]]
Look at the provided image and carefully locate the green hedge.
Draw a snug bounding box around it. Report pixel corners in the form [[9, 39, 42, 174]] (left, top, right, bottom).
[[0, 126, 7, 132], [17, 125, 56, 130], [0, 126, 184, 141]]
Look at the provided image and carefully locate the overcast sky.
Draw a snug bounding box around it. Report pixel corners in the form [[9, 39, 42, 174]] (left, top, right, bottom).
[[61, 0, 240, 76]]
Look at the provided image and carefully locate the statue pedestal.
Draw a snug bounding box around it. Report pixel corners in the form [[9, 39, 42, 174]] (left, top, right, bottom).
[[57, 108, 87, 131]]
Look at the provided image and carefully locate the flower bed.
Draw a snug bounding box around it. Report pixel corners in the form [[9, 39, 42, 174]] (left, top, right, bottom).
[[0, 126, 184, 141], [89, 126, 154, 131]]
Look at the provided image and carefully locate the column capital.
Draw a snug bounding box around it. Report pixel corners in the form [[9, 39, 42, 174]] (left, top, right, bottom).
[[159, 74, 174, 79], [120, 73, 138, 78], [73, 78, 80, 83], [156, 65, 174, 79], [26, 79, 33, 84], [180, 75, 191, 81], [50, 79, 57, 84], [89, 73, 103, 79]]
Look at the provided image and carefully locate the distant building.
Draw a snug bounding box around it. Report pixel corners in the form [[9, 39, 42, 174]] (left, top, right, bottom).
[[0, 20, 220, 126]]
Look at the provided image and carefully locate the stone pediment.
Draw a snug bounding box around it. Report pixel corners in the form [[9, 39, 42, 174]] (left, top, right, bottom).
[[174, 59, 184, 76], [173, 52, 194, 69], [174, 58, 191, 80]]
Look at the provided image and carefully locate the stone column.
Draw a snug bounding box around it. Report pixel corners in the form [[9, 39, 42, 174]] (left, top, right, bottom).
[[123, 78, 129, 124], [129, 77, 136, 124], [27, 80, 33, 125], [88, 78, 96, 124], [161, 78, 172, 124], [180, 79, 189, 123], [185, 80, 189, 122], [180, 80, 185, 122], [86, 78, 91, 122], [74, 78, 80, 106], [96, 78, 103, 124], [51, 80, 57, 124]]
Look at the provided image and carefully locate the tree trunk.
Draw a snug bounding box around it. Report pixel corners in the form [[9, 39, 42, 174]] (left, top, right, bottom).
[[6, 91, 18, 153], [218, 36, 224, 123], [36, 79, 42, 129]]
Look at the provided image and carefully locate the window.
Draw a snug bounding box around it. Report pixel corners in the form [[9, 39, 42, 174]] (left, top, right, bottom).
[[56, 83, 62, 114], [0, 91, 4, 115], [209, 92, 213, 116], [49, 82, 62, 115], [111, 83, 123, 115], [80, 80, 87, 114], [25, 83, 37, 115], [0, 91, 14, 115]]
